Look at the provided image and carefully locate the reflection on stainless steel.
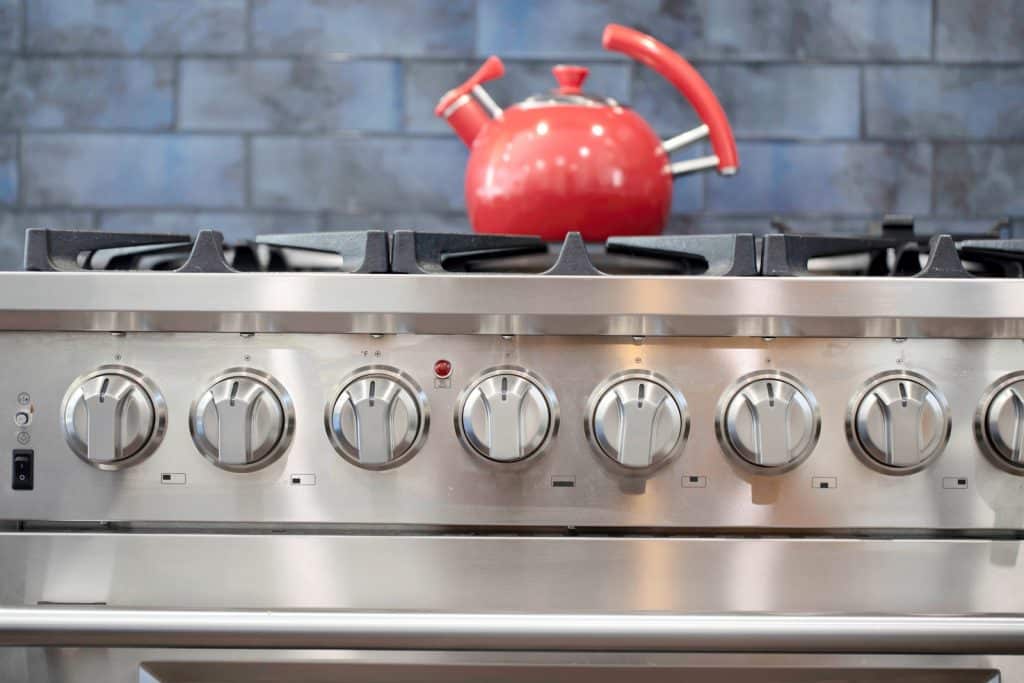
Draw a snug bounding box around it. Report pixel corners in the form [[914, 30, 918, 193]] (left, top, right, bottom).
[[1, 272, 1024, 337]]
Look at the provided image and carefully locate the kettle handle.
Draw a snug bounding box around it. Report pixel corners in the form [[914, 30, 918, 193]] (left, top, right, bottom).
[[602, 24, 739, 176]]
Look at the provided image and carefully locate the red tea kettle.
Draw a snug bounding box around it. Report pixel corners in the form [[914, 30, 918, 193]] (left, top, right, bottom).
[[435, 24, 739, 242]]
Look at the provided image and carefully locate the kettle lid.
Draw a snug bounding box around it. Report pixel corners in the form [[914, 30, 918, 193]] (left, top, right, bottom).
[[517, 64, 621, 109]]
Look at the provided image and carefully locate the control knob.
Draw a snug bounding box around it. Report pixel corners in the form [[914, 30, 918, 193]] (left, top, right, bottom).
[[977, 374, 1024, 473], [63, 366, 166, 468], [327, 369, 427, 469], [190, 369, 294, 471], [848, 372, 950, 473], [718, 373, 819, 472], [587, 372, 687, 470], [457, 369, 556, 462]]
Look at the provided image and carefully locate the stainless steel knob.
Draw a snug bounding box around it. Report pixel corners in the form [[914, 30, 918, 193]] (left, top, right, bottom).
[[718, 373, 819, 472], [587, 372, 687, 470], [976, 374, 1024, 473], [191, 369, 294, 471], [63, 366, 166, 469], [328, 369, 427, 469], [848, 372, 950, 473], [457, 369, 556, 463]]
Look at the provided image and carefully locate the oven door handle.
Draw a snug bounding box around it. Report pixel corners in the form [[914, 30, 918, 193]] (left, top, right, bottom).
[[1, 608, 1024, 653]]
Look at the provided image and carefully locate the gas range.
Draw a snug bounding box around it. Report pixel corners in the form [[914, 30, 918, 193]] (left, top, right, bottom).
[[4, 221, 1024, 682]]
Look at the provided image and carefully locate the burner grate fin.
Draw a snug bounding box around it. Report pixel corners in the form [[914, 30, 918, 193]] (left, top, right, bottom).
[[761, 234, 916, 276], [24, 229, 192, 272], [915, 235, 972, 278], [391, 231, 547, 274], [251, 231, 389, 273], [542, 232, 604, 276], [606, 234, 758, 276], [175, 230, 235, 273]]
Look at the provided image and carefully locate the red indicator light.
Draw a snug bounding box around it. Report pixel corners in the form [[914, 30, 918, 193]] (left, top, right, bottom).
[[433, 359, 453, 379]]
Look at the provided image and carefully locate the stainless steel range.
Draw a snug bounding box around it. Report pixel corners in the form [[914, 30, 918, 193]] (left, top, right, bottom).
[[3, 219, 1024, 682]]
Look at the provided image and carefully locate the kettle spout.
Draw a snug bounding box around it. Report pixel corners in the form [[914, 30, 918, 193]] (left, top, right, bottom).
[[434, 56, 505, 147]]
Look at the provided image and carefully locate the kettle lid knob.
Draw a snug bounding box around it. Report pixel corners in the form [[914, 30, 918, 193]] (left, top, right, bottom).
[[552, 65, 589, 94]]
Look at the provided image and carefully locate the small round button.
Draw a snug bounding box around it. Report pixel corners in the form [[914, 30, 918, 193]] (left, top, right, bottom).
[[190, 369, 294, 472], [13, 411, 30, 427], [327, 367, 427, 469], [975, 373, 1024, 474], [717, 372, 819, 473], [456, 368, 556, 463], [847, 371, 950, 474], [62, 365, 166, 469], [586, 371, 687, 471]]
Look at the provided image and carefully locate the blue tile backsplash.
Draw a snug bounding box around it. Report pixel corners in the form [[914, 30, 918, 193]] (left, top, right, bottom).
[[0, 0, 1021, 268]]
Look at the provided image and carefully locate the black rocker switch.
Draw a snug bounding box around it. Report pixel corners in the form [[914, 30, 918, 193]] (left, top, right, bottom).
[[12, 450, 33, 490]]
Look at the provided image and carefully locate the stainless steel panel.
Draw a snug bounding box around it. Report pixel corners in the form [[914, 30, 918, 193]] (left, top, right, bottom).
[[0, 649, 1010, 683], [0, 533, 1021, 681], [1, 272, 1024, 337], [0, 533, 1021, 615], [3, 333, 1024, 529]]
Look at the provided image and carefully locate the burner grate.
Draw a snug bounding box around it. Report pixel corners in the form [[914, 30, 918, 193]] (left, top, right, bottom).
[[19, 217, 1020, 278], [24, 229, 389, 274]]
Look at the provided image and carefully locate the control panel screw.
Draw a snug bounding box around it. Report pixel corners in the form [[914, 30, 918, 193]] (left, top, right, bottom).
[[16, 431, 30, 445], [16, 392, 29, 406]]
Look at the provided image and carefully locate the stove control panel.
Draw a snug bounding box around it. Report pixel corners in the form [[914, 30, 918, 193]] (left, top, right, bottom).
[[4, 334, 1024, 530]]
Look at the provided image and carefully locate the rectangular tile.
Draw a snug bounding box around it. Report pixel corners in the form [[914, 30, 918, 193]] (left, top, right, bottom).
[[934, 144, 1024, 215], [0, 135, 14, 206], [23, 134, 244, 208], [404, 59, 630, 134], [633, 64, 860, 139], [478, 0, 703, 59], [251, 136, 467, 212], [0, 211, 96, 270], [0, 0, 19, 51], [706, 142, 931, 215], [251, 0, 474, 56], [0, 58, 173, 130], [323, 212, 471, 232], [26, 0, 246, 54], [865, 66, 1024, 140], [478, 0, 930, 60], [180, 59, 401, 132], [702, 0, 932, 60], [99, 211, 321, 242], [936, 0, 1024, 62]]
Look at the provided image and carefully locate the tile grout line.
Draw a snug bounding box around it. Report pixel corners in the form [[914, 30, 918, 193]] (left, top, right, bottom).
[[243, 134, 252, 209], [244, 0, 253, 53], [18, 0, 25, 55]]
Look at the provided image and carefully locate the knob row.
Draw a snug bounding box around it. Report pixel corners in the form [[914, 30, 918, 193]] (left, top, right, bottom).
[[58, 365, 1024, 476]]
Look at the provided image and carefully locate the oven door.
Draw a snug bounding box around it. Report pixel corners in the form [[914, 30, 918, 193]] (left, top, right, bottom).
[[0, 532, 1023, 683]]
